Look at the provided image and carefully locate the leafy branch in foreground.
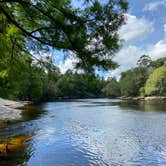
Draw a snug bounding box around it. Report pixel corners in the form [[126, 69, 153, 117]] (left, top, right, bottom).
[[0, 0, 128, 71]]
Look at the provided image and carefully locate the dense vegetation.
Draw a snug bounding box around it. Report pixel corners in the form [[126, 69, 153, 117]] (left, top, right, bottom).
[[0, 0, 128, 101], [0, 0, 128, 71], [119, 67, 149, 97], [144, 66, 166, 96], [103, 57, 166, 98], [1, 1, 165, 100], [102, 78, 121, 97], [0, 53, 106, 101]]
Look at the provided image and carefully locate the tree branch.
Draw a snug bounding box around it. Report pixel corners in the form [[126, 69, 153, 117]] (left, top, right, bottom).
[[10, 37, 16, 64], [29, 27, 54, 35], [0, 7, 69, 49]]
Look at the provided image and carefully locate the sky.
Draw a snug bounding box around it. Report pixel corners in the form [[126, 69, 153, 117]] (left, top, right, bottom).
[[56, 0, 166, 79]]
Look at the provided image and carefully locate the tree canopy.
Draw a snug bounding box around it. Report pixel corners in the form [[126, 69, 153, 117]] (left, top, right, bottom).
[[102, 78, 121, 97], [119, 67, 149, 96], [137, 55, 152, 67], [0, 0, 128, 71], [145, 65, 166, 96], [150, 57, 166, 69], [103, 56, 166, 98]]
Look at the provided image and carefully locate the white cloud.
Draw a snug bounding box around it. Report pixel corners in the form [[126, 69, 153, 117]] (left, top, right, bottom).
[[144, 0, 166, 11], [107, 45, 144, 80], [146, 23, 166, 60], [106, 14, 153, 79], [58, 14, 154, 77], [107, 20, 166, 80], [118, 14, 153, 44], [147, 39, 166, 60], [58, 15, 166, 80], [58, 55, 78, 74]]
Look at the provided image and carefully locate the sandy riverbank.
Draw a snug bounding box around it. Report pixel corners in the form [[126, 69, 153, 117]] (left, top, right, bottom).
[[0, 98, 31, 123]]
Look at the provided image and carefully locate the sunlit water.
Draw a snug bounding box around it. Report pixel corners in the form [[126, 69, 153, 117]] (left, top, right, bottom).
[[1, 99, 166, 165]]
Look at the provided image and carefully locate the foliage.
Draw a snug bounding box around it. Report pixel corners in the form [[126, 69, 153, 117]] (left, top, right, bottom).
[[0, 51, 105, 101], [119, 67, 149, 96], [137, 55, 152, 67], [149, 57, 166, 69], [55, 72, 104, 99], [102, 57, 166, 98], [144, 66, 166, 96], [103, 57, 166, 98], [0, 0, 128, 71], [0, 0, 129, 101], [102, 78, 121, 97]]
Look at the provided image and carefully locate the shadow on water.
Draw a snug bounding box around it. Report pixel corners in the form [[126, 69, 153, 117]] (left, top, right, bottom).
[[21, 103, 47, 121], [79, 99, 166, 113], [0, 104, 47, 128], [110, 100, 166, 113], [0, 104, 47, 166], [0, 135, 33, 166]]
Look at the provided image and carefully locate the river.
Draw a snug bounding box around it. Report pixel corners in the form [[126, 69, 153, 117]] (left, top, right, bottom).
[[1, 99, 166, 166]]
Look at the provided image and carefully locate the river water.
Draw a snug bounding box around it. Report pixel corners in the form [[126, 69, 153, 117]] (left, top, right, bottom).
[[1, 99, 166, 166]]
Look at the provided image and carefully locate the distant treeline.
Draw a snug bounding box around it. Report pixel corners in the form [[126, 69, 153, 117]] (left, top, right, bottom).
[[103, 56, 166, 98], [0, 60, 106, 101], [1, 54, 166, 101]]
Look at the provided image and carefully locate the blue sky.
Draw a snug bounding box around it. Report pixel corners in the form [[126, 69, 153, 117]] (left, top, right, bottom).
[[128, 0, 166, 44], [55, 0, 166, 78]]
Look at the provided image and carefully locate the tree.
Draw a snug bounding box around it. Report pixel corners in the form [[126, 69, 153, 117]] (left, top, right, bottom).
[[144, 65, 166, 96], [137, 55, 152, 67], [0, 0, 128, 71], [102, 78, 121, 97], [55, 72, 104, 99], [120, 67, 149, 96], [150, 57, 166, 69], [0, 0, 129, 101]]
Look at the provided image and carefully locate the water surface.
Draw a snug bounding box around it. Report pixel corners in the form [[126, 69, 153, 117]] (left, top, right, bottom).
[[1, 99, 166, 165]]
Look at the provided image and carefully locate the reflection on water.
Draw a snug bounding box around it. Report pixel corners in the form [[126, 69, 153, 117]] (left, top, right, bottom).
[[110, 100, 166, 112], [0, 99, 166, 165], [0, 135, 33, 166]]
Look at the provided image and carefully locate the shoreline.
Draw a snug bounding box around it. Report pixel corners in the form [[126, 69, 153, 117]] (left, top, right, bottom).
[[0, 98, 32, 123], [119, 96, 166, 102], [0, 96, 165, 123]]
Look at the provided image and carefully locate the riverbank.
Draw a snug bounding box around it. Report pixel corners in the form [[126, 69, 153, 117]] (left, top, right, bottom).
[[119, 96, 166, 101], [0, 98, 31, 123]]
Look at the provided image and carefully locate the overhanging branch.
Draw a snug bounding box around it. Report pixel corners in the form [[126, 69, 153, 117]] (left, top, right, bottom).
[[0, 7, 70, 49]]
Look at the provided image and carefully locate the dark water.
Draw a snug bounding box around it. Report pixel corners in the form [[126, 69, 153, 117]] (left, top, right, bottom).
[[1, 99, 166, 166]]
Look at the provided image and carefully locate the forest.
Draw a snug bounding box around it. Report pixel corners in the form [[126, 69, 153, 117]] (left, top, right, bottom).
[[0, 0, 127, 101], [0, 0, 166, 102], [103, 56, 166, 98]]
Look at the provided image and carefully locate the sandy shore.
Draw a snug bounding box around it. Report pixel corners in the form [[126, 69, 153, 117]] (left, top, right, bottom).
[[0, 98, 31, 123]]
